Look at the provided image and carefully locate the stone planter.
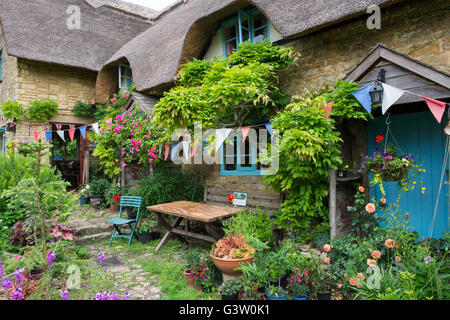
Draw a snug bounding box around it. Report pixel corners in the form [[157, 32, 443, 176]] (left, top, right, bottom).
[[210, 254, 253, 277], [79, 196, 90, 205]]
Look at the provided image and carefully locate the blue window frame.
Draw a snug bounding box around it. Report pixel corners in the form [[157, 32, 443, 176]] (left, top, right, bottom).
[[219, 130, 271, 176], [0, 127, 5, 155], [221, 8, 270, 57], [118, 65, 133, 91]]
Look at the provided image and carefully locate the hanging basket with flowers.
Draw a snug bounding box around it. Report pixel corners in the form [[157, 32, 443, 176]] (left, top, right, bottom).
[[358, 135, 421, 191]]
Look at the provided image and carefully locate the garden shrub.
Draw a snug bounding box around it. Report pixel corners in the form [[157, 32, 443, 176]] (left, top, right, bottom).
[[88, 178, 111, 197], [25, 99, 59, 122], [222, 208, 275, 245], [0, 100, 24, 122]]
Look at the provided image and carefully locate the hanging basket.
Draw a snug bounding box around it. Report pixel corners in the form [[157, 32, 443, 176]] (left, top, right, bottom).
[[369, 161, 410, 181]]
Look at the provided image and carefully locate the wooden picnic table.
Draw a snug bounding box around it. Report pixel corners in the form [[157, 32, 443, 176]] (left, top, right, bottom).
[[147, 201, 242, 252]]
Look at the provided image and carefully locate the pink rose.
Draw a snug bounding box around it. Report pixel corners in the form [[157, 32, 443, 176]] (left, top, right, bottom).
[[323, 244, 331, 253], [365, 203, 376, 214]]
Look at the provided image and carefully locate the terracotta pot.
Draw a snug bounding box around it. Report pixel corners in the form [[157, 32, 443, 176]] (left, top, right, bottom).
[[111, 202, 120, 212], [183, 270, 195, 287], [210, 253, 253, 277]]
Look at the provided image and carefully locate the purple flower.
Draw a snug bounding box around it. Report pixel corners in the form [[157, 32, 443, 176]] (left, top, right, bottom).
[[60, 289, 70, 300], [14, 268, 23, 285], [47, 251, 56, 266], [424, 256, 433, 264], [97, 252, 105, 263], [12, 287, 23, 300]]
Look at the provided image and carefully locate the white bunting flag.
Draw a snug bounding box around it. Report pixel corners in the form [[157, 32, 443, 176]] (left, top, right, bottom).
[[57, 130, 66, 142], [92, 123, 99, 134], [382, 83, 405, 114], [215, 129, 233, 151]]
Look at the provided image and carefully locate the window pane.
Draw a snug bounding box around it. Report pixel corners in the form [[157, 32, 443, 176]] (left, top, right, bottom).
[[224, 139, 237, 171], [225, 40, 237, 56], [254, 27, 267, 43], [240, 140, 252, 167], [241, 18, 250, 42], [224, 25, 237, 41], [253, 12, 267, 30]]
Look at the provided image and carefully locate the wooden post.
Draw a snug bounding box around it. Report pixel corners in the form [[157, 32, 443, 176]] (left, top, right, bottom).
[[329, 169, 337, 240]]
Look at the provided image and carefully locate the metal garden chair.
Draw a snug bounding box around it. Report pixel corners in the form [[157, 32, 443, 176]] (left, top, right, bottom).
[[108, 196, 142, 247]]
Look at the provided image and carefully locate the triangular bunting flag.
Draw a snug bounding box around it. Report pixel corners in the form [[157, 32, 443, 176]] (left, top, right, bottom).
[[92, 123, 99, 134], [182, 141, 190, 161], [265, 123, 273, 136], [241, 126, 251, 142], [322, 101, 336, 119], [68, 128, 76, 141], [79, 126, 87, 140], [57, 130, 65, 142], [33, 131, 40, 142], [191, 143, 198, 158], [164, 143, 169, 161], [215, 129, 233, 151], [202, 140, 209, 154], [45, 131, 52, 143], [171, 143, 180, 161], [422, 96, 447, 123], [352, 84, 373, 114], [382, 83, 404, 114]]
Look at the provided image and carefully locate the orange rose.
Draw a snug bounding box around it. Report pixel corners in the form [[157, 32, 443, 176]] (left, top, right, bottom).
[[367, 259, 377, 268], [324, 257, 331, 264], [323, 244, 331, 253], [365, 203, 376, 214], [356, 273, 365, 280], [349, 278, 361, 288], [385, 239, 394, 249], [395, 256, 401, 262], [380, 198, 386, 204], [358, 186, 365, 193]]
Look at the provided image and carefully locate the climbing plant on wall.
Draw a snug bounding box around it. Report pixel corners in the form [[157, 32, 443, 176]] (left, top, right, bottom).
[[263, 80, 374, 242]]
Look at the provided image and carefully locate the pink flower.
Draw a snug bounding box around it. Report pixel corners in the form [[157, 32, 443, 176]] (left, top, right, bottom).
[[384, 239, 397, 249], [371, 250, 381, 260], [358, 186, 365, 193], [365, 203, 376, 214], [123, 93, 130, 99], [323, 244, 331, 253], [120, 162, 127, 167], [356, 273, 365, 280], [380, 198, 386, 204], [323, 257, 331, 264], [367, 259, 377, 268]]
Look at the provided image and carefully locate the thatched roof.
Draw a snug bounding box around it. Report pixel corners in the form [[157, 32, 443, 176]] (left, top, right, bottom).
[[99, 0, 399, 94], [86, 0, 159, 20], [124, 92, 160, 113], [0, 0, 153, 71]]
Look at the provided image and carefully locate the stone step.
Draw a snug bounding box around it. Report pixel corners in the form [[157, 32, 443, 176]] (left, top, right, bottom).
[[75, 231, 112, 245], [72, 223, 113, 237]]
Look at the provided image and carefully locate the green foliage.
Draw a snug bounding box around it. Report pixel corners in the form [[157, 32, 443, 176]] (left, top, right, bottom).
[[222, 208, 274, 245], [263, 80, 374, 241], [72, 101, 96, 116], [153, 41, 295, 142], [0, 100, 24, 121], [88, 178, 110, 197], [347, 186, 382, 238], [218, 279, 242, 295], [25, 99, 59, 122]]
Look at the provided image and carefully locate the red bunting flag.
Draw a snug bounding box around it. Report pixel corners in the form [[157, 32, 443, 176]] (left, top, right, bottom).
[[422, 96, 447, 123], [241, 126, 252, 142], [68, 128, 76, 141], [321, 101, 336, 119], [33, 131, 40, 142], [164, 143, 169, 161]]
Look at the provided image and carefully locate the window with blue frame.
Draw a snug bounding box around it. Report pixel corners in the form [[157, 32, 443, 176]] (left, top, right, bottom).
[[220, 128, 271, 176], [0, 128, 5, 155], [222, 8, 270, 57], [118, 65, 133, 91]]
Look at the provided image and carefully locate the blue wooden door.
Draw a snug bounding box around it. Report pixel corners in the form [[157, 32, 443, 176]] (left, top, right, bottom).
[[367, 111, 449, 240]]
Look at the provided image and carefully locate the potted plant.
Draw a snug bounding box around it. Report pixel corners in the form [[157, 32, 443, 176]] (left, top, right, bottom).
[[89, 178, 109, 207], [79, 184, 91, 205], [136, 217, 158, 244], [264, 248, 289, 289], [288, 269, 310, 300], [265, 284, 288, 300], [210, 233, 255, 277], [314, 271, 332, 300], [337, 161, 349, 178], [105, 184, 122, 211], [182, 249, 204, 287], [218, 279, 242, 300]]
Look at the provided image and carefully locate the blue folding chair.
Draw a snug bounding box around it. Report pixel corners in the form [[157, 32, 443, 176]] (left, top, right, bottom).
[[108, 196, 142, 247]]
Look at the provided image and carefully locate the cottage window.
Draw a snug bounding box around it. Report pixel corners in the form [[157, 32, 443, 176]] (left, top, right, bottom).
[[220, 127, 271, 176], [221, 8, 270, 57], [118, 65, 133, 91], [0, 128, 5, 155]]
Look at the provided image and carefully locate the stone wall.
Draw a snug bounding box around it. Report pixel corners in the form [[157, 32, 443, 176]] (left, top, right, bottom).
[[4, 59, 97, 144], [278, 0, 449, 96]]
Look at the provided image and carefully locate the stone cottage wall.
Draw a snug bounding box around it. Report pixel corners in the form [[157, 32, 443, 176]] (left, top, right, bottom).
[[203, 0, 449, 209], [5, 59, 97, 144], [0, 26, 18, 106]]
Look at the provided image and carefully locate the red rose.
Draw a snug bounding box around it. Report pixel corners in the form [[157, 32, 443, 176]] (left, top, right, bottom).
[[228, 194, 234, 202]]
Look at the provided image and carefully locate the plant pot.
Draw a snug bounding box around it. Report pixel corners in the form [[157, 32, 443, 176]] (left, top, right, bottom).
[[150, 231, 162, 240], [183, 270, 195, 287], [337, 170, 348, 178], [293, 294, 308, 301], [125, 207, 137, 220], [221, 293, 238, 300], [210, 254, 254, 277], [265, 289, 287, 301], [370, 162, 409, 181], [79, 196, 90, 205], [317, 292, 331, 300], [138, 231, 151, 244], [269, 273, 288, 289]]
